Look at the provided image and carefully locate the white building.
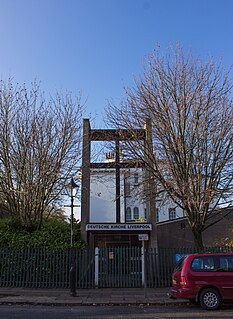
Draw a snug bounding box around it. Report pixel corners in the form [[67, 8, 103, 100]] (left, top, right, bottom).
[[90, 153, 184, 223], [90, 168, 125, 222]]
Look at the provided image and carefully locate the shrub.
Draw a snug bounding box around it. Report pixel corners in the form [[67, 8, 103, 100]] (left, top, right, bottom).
[[0, 218, 86, 249]]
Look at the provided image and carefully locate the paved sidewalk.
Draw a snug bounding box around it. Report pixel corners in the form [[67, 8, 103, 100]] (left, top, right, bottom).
[[0, 287, 188, 306]]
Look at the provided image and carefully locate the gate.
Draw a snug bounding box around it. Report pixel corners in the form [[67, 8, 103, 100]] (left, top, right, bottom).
[[98, 247, 142, 287]]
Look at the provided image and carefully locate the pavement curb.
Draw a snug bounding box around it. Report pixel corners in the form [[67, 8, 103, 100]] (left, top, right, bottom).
[[0, 300, 190, 307], [0, 287, 190, 307]]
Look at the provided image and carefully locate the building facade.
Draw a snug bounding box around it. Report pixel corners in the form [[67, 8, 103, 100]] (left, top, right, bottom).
[[90, 154, 184, 225]]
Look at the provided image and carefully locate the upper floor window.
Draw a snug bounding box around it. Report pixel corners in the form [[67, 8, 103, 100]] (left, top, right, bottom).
[[124, 171, 131, 197], [133, 207, 139, 220], [155, 208, 159, 222], [126, 207, 131, 221], [169, 208, 176, 220], [134, 173, 139, 185], [125, 182, 131, 197]]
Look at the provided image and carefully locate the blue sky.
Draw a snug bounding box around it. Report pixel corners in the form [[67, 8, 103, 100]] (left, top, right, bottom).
[[0, 0, 232, 127]]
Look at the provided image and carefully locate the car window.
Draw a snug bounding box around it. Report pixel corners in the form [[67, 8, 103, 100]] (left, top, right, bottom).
[[173, 256, 187, 272], [191, 256, 215, 271], [219, 256, 233, 272], [191, 257, 203, 270]]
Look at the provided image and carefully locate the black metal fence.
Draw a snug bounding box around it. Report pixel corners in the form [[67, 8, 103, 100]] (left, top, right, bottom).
[[0, 246, 232, 288]]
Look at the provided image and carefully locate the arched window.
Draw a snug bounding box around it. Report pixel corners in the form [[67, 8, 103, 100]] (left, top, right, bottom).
[[133, 207, 139, 220], [126, 207, 131, 221], [169, 208, 176, 220]]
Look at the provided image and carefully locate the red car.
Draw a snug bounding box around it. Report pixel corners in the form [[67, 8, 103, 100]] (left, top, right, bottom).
[[169, 253, 233, 310]]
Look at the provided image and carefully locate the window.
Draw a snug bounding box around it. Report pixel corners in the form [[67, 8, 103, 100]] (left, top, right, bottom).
[[173, 256, 187, 272], [169, 208, 176, 220], [191, 256, 233, 272], [191, 256, 216, 271], [125, 182, 130, 197], [219, 256, 233, 272], [124, 171, 131, 197], [134, 173, 139, 185], [133, 207, 139, 220], [155, 208, 159, 222], [126, 207, 131, 221]]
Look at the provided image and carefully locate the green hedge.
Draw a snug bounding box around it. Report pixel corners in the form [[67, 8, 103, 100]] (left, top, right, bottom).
[[0, 218, 86, 249]]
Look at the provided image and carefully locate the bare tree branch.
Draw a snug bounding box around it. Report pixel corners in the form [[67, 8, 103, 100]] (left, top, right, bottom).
[[105, 44, 233, 248], [0, 79, 84, 229]]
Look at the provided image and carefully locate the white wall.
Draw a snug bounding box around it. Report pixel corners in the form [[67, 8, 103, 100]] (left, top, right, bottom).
[[89, 168, 184, 223], [90, 170, 125, 222]]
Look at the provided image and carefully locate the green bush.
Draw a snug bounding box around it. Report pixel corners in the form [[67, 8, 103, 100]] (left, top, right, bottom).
[[0, 218, 86, 249]]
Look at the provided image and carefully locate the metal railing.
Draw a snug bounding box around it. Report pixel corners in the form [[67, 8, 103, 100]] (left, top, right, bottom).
[[0, 246, 232, 288]]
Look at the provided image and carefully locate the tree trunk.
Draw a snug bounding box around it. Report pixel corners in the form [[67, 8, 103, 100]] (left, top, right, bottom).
[[192, 228, 204, 251]]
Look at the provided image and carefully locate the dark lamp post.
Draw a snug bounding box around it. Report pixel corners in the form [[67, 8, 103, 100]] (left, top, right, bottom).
[[66, 177, 79, 248], [66, 177, 79, 297]]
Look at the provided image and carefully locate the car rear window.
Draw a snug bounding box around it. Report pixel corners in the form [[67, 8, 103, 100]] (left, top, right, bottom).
[[191, 256, 216, 271], [173, 256, 187, 272]]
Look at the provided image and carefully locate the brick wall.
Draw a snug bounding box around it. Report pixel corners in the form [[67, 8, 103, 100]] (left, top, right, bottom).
[[157, 208, 233, 248]]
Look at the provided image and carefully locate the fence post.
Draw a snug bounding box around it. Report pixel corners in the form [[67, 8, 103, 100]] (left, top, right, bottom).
[[70, 248, 76, 296], [141, 245, 145, 287], [95, 247, 99, 288]]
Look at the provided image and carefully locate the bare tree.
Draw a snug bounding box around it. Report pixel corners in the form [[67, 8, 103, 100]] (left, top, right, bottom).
[[106, 44, 233, 249], [0, 79, 84, 229]]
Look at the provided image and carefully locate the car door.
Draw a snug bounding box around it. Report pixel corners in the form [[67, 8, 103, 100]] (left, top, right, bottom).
[[217, 256, 233, 300]]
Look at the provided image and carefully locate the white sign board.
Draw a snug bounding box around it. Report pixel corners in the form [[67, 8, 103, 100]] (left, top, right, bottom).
[[138, 234, 149, 241], [86, 223, 152, 231]]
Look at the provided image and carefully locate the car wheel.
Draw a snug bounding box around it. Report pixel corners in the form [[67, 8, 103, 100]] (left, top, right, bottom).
[[199, 288, 221, 310]]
